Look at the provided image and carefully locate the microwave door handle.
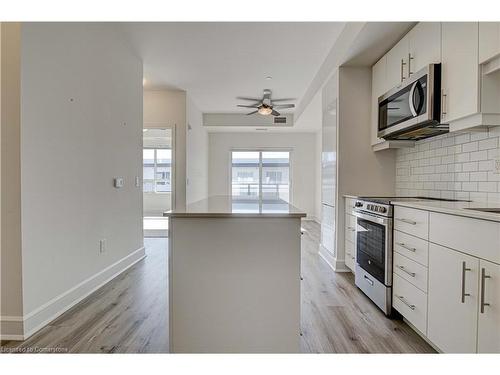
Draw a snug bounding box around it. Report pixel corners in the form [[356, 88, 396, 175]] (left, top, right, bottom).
[[409, 81, 418, 117]]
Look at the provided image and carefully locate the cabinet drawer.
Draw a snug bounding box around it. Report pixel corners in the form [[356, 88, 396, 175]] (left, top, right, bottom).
[[393, 273, 428, 335], [345, 213, 356, 233], [394, 252, 428, 292], [345, 240, 356, 273], [394, 206, 429, 240], [345, 222, 356, 244], [345, 198, 357, 213], [394, 230, 429, 266], [429, 212, 500, 264]]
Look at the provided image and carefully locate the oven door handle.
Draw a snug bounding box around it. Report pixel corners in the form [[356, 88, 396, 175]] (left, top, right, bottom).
[[353, 210, 391, 226]]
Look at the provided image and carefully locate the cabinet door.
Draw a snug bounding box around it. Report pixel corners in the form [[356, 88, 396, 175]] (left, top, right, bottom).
[[479, 22, 500, 64], [428, 243, 479, 353], [371, 56, 386, 146], [441, 22, 479, 123], [386, 35, 409, 89], [477, 260, 500, 353], [408, 22, 441, 74]]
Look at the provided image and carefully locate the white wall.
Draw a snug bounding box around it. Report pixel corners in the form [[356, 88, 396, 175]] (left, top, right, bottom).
[[18, 23, 143, 336], [1, 22, 24, 339], [208, 132, 317, 218], [143, 89, 187, 210], [186, 95, 208, 204]]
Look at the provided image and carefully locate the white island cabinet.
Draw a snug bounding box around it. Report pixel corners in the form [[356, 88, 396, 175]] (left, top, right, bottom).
[[164, 196, 306, 353], [392, 201, 500, 353]]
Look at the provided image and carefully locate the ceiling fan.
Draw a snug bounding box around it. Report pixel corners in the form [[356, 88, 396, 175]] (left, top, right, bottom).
[[237, 89, 295, 116]]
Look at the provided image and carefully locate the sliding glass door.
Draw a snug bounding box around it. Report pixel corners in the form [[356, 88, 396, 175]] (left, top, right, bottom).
[[231, 150, 290, 203]]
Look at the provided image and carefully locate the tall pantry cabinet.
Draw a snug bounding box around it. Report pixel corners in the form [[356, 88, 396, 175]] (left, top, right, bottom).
[[319, 67, 396, 271]]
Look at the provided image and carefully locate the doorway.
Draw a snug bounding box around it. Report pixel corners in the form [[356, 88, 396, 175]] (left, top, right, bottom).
[[143, 128, 173, 237]]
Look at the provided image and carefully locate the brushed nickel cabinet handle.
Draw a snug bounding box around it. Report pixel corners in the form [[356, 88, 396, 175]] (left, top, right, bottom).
[[400, 58, 407, 82], [396, 242, 417, 252], [396, 295, 416, 310], [364, 275, 374, 286], [396, 218, 417, 225], [408, 53, 414, 76], [397, 265, 416, 277], [441, 89, 447, 118], [461, 261, 472, 303], [480, 267, 491, 313]]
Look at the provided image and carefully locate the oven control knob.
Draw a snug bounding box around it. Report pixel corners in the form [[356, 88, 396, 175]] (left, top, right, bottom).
[[355, 202, 362, 207], [380, 207, 387, 213]]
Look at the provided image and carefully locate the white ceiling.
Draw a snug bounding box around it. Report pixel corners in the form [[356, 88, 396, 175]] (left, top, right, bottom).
[[122, 22, 345, 114]]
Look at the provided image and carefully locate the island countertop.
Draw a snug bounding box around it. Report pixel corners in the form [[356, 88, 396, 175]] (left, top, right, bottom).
[[163, 195, 307, 218]]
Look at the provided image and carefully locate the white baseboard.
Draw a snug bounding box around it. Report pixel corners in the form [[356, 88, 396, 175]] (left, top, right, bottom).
[[318, 245, 350, 273], [2, 247, 146, 341]]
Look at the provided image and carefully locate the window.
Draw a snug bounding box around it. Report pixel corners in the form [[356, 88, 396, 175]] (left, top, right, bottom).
[[143, 148, 172, 193], [231, 151, 290, 202]]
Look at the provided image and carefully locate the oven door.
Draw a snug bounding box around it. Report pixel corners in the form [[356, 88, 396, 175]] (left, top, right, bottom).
[[353, 211, 393, 286]]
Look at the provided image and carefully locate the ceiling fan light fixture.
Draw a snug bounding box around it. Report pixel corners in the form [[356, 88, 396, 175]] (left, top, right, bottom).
[[258, 106, 273, 116]]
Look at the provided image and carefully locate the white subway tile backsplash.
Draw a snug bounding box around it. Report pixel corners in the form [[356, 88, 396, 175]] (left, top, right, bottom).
[[469, 150, 488, 162], [462, 141, 478, 153], [462, 162, 478, 172], [479, 181, 497, 192], [395, 128, 500, 202], [479, 138, 498, 150], [470, 171, 487, 181]]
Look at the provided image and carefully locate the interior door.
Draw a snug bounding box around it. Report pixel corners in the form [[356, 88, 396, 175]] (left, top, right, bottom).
[[477, 259, 500, 353], [428, 243, 479, 353]]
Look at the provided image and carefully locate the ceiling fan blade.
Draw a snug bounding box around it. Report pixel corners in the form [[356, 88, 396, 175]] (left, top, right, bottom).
[[237, 104, 259, 108], [271, 110, 281, 116], [271, 98, 296, 102], [237, 96, 262, 102], [246, 110, 259, 115], [272, 104, 295, 109]]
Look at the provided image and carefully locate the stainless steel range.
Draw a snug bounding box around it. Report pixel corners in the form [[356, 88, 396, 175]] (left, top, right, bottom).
[[352, 196, 467, 316]]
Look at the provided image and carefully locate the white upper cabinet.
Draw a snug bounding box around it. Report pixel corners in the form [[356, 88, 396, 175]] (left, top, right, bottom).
[[371, 56, 387, 146], [386, 35, 410, 89], [441, 22, 480, 124], [407, 22, 442, 74], [479, 22, 500, 64], [477, 259, 500, 353]]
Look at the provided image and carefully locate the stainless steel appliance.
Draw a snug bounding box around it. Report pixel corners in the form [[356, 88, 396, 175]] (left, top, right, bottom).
[[352, 196, 468, 316], [378, 64, 448, 141]]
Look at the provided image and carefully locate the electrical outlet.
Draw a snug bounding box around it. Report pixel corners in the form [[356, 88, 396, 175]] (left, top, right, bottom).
[[495, 158, 500, 174], [99, 239, 106, 254]]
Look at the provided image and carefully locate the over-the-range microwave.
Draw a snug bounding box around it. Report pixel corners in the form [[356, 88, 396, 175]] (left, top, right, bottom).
[[377, 63, 449, 141]]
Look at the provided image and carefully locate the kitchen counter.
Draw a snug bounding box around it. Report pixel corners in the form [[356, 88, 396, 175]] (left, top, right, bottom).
[[166, 195, 303, 353], [391, 200, 500, 223], [163, 195, 306, 218]]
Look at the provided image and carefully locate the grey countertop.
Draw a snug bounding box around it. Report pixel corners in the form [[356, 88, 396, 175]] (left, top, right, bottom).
[[392, 200, 500, 223], [163, 195, 307, 218]]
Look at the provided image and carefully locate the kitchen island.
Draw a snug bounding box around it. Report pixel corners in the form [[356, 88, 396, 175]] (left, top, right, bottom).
[[163, 196, 306, 353]]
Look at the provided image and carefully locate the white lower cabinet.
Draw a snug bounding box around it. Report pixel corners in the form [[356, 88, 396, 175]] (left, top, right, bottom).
[[427, 243, 479, 353], [393, 273, 428, 335], [392, 205, 500, 353], [477, 260, 500, 353]]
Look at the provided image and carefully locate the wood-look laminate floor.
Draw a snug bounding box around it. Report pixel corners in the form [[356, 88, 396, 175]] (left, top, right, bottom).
[[1, 221, 434, 353]]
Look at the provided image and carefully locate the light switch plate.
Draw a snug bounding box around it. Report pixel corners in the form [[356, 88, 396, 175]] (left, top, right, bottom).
[[114, 177, 124, 188]]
